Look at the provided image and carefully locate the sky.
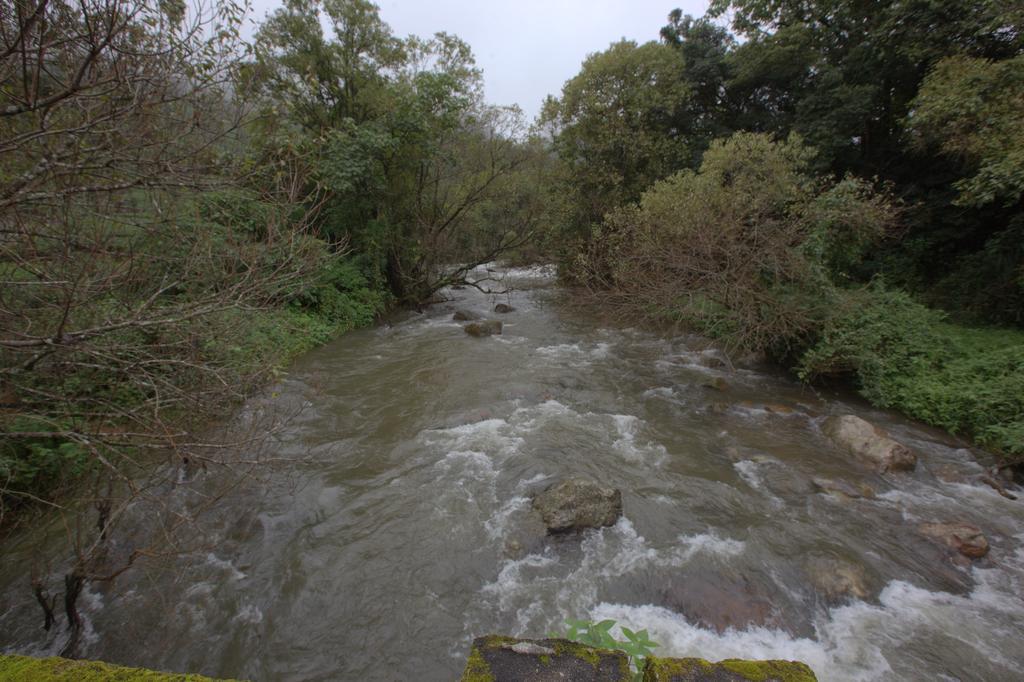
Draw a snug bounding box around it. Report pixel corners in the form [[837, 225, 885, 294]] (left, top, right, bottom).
[[246, 0, 711, 121]]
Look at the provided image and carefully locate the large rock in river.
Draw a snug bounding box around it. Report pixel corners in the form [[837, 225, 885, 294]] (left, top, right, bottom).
[[494, 303, 515, 313], [464, 320, 503, 337], [532, 478, 622, 533], [918, 521, 989, 558], [823, 415, 917, 472]]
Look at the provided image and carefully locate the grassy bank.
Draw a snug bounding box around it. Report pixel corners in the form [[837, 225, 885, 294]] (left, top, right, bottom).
[[799, 285, 1024, 458]]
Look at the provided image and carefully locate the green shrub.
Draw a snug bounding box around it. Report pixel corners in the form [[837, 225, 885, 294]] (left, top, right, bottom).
[[574, 133, 893, 356], [800, 283, 1024, 455]]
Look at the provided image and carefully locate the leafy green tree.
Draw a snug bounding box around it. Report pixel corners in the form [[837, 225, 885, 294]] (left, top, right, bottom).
[[249, 2, 537, 303], [909, 55, 1024, 209], [904, 54, 1024, 321], [709, 0, 1023, 174], [541, 40, 692, 241], [660, 12, 738, 155]]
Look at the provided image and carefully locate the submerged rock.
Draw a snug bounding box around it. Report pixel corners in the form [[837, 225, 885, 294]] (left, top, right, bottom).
[[493, 303, 515, 313], [823, 415, 917, 473], [812, 476, 875, 500], [532, 478, 622, 533], [453, 309, 481, 321], [464, 320, 503, 337], [918, 521, 989, 558], [805, 556, 869, 602], [696, 353, 728, 369], [643, 657, 817, 681], [662, 569, 778, 633], [700, 377, 728, 391], [461, 635, 630, 681]]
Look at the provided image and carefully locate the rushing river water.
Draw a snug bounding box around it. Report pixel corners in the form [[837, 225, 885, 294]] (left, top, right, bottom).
[[2, 264, 1024, 681]]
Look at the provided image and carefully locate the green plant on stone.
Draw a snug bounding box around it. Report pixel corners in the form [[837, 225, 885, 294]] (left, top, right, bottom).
[[555, 618, 659, 680]]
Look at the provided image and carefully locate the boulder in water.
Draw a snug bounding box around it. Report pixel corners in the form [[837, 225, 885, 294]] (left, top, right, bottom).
[[464, 320, 502, 337], [918, 521, 989, 558], [823, 415, 917, 472], [453, 309, 481, 321], [532, 478, 622, 533], [493, 303, 515, 313]]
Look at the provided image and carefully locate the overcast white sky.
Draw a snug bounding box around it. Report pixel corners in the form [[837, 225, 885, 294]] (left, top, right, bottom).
[[246, 0, 710, 121]]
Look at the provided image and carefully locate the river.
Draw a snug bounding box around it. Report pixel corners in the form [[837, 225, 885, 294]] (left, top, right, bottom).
[[1, 264, 1023, 681]]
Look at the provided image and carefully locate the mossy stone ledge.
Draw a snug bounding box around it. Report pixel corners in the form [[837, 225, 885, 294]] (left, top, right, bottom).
[[459, 637, 818, 682], [643, 656, 817, 681], [461, 635, 632, 681], [0, 654, 240, 681]]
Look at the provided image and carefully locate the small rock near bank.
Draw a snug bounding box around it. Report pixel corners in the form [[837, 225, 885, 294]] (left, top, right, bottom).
[[918, 521, 989, 559], [532, 478, 622, 533], [494, 303, 515, 313], [464, 320, 503, 337], [823, 415, 917, 473]]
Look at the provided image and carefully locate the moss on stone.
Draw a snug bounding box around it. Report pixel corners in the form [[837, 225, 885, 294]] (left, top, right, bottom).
[[550, 639, 602, 667], [460, 645, 496, 682], [643, 656, 816, 681], [0, 654, 237, 681], [463, 635, 631, 681], [719, 659, 816, 681]]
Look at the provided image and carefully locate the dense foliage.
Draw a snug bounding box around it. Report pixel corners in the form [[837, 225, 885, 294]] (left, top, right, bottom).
[[543, 2, 1023, 460]]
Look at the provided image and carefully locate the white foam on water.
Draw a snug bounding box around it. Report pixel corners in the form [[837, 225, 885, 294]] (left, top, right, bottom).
[[670, 531, 746, 563], [535, 342, 613, 366], [609, 414, 668, 465], [502, 264, 558, 280], [733, 460, 785, 508], [484, 496, 530, 540], [481, 553, 560, 612], [584, 561, 1024, 682], [515, 473, 549, 492], [508, 399, 577, 432], [481, 518, 752, 635], [422, 418, 525, 463]]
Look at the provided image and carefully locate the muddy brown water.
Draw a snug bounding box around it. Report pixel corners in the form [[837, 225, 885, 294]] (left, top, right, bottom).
[[1, 264, 1023, 681]]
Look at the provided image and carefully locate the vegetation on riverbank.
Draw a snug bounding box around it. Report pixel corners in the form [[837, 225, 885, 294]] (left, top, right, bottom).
[[542, 0, 1024, 463]]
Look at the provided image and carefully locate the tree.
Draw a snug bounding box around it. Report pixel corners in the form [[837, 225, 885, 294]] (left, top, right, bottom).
[[660, 11, 738, 156], [250, 2, 540, 304], [541, 40, 692, 243], [904, 54, 1024, 321], [0, 0, 327, 654]]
